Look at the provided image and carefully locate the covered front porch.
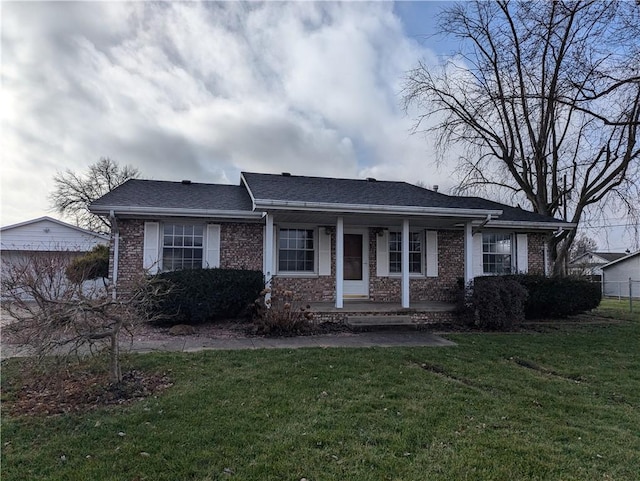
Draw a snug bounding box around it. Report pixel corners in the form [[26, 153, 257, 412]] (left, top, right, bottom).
[[263, 209, 496, 310]]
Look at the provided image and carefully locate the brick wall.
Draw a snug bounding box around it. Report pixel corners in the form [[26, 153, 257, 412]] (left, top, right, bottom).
[[527, 232, 548, 274], [112, 219, 145, 294], [220, 223, 263, 271], [112, 219, 548, 304], [112, 219, 264, 293], [273, 228, 464, 304], [369, 230, 463, 303]]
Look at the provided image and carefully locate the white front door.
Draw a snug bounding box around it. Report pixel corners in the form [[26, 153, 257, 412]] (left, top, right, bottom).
[[343, 229, 369, 298]]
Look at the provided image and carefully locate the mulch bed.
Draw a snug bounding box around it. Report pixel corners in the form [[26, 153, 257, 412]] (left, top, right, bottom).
[[2, 367, 173, 417]]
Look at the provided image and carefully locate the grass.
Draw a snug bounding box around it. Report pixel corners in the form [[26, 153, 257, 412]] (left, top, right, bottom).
[[2, 317, 640, 480], [594, 297, 639, 322]]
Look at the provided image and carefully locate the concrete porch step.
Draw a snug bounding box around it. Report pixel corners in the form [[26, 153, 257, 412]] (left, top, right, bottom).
[[346, 315, 415, 327]]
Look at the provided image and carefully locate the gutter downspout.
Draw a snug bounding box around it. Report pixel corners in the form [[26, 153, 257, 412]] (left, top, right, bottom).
[[110, 210, 119, 300]]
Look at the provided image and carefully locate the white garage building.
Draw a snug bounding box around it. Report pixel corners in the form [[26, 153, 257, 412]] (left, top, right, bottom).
[[601, 250, 640, 299], [1, 217, 109, 297]]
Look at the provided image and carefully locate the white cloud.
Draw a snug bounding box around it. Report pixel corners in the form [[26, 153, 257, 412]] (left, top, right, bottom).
[[1, 1, 453, 227]]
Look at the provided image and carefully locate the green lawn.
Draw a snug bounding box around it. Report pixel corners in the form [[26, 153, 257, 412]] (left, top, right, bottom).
[[595, 298, 639, 322], [2, 318, 639, 481]]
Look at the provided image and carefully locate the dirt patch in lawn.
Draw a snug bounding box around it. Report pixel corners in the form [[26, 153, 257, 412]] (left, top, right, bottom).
[[2, 365, 173, 417]]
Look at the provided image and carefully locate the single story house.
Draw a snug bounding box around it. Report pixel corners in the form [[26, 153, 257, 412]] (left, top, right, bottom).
[[601, 250, 640, 299], [568, 251, 627, 277], [1, 216, 109, 298], [89, 172, 574, 320]]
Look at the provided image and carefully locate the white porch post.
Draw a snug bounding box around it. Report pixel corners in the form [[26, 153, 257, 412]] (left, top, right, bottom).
[[402, 219, 410, 308], [464, 221, 474, 284], [336, 217, 344, 308], [264, 213, 274, 302]]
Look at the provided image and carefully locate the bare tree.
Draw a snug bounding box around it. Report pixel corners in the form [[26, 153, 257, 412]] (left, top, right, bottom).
[[50, 158, 140, 233], [569, 233, 599, 261], [2, 251, 169, 383], [404, 0, 640, 275]]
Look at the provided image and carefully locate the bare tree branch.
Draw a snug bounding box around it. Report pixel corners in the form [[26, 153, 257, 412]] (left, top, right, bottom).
[[49, 158, 140, 234], [404, 0, 640, 274]]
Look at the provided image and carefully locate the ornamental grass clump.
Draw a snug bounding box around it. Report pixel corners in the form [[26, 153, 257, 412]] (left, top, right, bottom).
[[252, 288, 313, 336]]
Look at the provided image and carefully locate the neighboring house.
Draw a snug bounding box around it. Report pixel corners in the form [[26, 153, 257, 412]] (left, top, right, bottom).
[[601, 251, 640, 299], [89, 172, 574, 314], [568, 251, 627, 277], [1, 216, 109, 297]]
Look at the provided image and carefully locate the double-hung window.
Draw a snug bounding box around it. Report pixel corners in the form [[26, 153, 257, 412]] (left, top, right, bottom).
[[482, 233, 512, 274], [389, 231, 423, 274], [278, 228, 315, 273], [162, 223, 204, 271]]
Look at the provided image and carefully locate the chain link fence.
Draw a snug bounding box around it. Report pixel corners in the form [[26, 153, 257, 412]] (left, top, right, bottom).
[[602, 278, 640, 312]]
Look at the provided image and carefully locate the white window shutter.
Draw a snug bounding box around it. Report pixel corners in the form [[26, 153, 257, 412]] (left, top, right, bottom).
[[516, 233, 528, 273], [204, 224, 221, 268], [473, 233, 484, 277], [318, 228, 331, 276], [376, 230, 389, 277], [273, 227, 278, 274], [143, 222, 160, 274], [426, 230, 438, 277]]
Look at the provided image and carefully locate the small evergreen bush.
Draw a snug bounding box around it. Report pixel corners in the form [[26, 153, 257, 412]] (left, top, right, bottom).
[[66, 244, 109, 283], [506, 274, 601, 318], [150, 268, 264, 324], [459, 276, 528, 330]]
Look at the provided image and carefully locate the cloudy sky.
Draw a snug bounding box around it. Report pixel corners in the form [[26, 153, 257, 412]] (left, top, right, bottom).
[[1, 1, 634, 250]]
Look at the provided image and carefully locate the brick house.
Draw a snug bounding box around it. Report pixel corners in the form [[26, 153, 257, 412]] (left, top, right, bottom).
[[89, 172, 574, 319]]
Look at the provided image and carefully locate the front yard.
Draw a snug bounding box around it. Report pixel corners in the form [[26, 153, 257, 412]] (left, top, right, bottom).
[[2, 313, 639, 480]]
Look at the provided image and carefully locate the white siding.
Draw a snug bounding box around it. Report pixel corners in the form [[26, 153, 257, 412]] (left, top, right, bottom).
[[1, 217, 107, 252], [602, 254, 640, 298]]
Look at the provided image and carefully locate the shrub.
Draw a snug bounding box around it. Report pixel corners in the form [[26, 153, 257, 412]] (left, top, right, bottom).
[[150, 268, 264, 325], [251, 288, 313, 336], [505, 274, 601, 319], [66, 244, 109, 283], [459, 276, 528, 330]]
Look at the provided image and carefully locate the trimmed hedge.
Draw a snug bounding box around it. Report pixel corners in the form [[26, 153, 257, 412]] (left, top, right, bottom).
[[149, 268, 264, 325], [504, 274, 601, 319], [459, 276, 528, 330]]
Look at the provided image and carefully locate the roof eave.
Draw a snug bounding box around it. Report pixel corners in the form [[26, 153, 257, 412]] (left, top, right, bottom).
[[602, 250, 640, 269], [253, 199, 503, 218], [486, 220, 577, 230], [90, 205, 263, 220]]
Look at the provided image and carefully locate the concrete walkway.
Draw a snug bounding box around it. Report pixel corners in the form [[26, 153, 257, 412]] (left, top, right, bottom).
[[1, 331, 455, 359]]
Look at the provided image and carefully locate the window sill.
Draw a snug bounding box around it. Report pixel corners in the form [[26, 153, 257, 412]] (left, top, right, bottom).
[[388, 273, 426, 279], [276, 272, 319, 279]]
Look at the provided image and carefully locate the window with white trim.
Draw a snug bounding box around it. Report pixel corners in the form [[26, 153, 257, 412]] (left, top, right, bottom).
[[162, 223, 204, 271], [278, 228, 315, 272], [389, 231, 423, 274], [482, 233, 512, 274]]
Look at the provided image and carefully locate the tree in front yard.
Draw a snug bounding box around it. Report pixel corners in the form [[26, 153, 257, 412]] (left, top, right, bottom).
[[1, 251, 169, 383], [404, 0, 640, 274]]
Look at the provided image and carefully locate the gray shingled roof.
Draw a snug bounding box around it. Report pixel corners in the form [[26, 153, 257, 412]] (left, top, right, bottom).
[[456, 196, 567, 224], [89, 179, 253, 212], [242, 172, 565, 224], [594, 252, 628, 262], [89, 173, 570, 226]]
